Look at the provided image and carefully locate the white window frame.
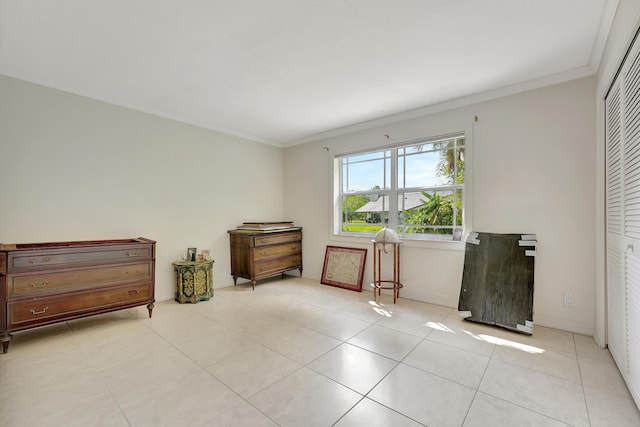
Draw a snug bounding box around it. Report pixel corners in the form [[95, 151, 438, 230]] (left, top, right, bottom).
[[331, 130, 472, 250]]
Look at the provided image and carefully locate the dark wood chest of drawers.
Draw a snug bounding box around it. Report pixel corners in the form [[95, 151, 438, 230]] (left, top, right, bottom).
[[228, 228, 302, 289], [0, 237, 156, 353]]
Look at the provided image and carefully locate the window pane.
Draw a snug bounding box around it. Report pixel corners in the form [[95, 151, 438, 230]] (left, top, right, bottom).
[[439, 138, 465, 185], [342, 153, 389, 192], [342, 163, 347, 192], [400, 190, 455, 234], [456, 146, 465, 184], [385, 157, 391, 190], [455, 189, 463, 226], [397, 192, 427, 224], [341, 194, 388, 232], [399, 137, 466, 187], [401, 150, 444, 188], [347, 151, 388, 163]]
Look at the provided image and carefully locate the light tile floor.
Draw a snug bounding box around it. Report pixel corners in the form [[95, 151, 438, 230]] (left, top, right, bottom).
[[1, 277, 639, 427]]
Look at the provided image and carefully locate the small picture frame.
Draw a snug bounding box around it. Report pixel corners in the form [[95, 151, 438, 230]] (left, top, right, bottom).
[[321, 246, 367, 292], [187, 247, 197, 262], [201, 249, 211, 261], [177, 251, 187, 261]]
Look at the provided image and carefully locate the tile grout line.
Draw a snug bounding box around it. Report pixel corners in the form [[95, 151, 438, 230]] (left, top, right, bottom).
[[168, 316, 286, 427], [339, 310, 450, 426], [474, 332, 589, 426], [184, 290, 371, 424], [574, 332, 594, 427], [304, 296, 428, 425], [469, 338, 573, 426]]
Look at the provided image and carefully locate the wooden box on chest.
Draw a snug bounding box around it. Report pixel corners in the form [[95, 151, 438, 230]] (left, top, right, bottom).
[[0, 237, 156, 353], [228, 228, 302, 289]]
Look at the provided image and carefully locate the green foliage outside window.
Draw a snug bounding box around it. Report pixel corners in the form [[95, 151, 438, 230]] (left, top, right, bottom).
[[403, 139, 464, 234]]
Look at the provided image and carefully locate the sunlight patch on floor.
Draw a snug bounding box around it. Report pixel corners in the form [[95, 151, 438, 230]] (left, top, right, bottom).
[[424, 322, 454, 333], [478, 334, 545, 354], [368, 300, 393, 317], [423, 322, 545, 354]]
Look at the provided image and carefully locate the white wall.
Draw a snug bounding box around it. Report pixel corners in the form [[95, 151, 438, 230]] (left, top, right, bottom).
[[0, 75, 285, 302], [285, 76, 597, 335], [0, 60, 601, 335], [595, 0, 640, 346]]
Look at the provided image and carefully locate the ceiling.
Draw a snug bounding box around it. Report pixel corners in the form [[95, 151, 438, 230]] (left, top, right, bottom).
[[0, 1, 617, 146]]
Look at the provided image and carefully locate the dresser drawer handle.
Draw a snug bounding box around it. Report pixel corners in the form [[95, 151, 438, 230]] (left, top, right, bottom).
[[30, 307, 49, 315], [258, 239, 267, 244], [30, 281, 49, 288], [291, 245, 298, 250], [126, 251, 141, 257], [259, 251, 267, 256], [28, 258, 50, 265], [127, 289, 140, 295]]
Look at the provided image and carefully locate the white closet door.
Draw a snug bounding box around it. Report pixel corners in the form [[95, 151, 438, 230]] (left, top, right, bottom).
[[623, 37, 640, 403], [606, 80, 627, 373], [606, 30, 640, 408]]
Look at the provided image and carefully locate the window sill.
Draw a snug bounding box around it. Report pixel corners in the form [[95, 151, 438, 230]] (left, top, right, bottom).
[[329, 233, 465, 252]]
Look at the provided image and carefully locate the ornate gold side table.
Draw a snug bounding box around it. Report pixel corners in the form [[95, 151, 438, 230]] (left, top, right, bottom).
[[172, 260, 214, 303]]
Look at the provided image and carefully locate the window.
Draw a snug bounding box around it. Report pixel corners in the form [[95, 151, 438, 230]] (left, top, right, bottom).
[[336, 133, 465, 241]]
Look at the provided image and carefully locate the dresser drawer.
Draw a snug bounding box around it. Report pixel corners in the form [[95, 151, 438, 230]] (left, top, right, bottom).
[[254, 243, 301, 259], [255, 255, 302, 277], [254, 232, 302, 247], [8, 283, 151, 328], [8, 245, 152, 271], [8, 262, 153, 297]]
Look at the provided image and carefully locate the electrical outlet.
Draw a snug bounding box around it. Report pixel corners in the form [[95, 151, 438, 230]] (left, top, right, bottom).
[[563, 293, 574, 307]]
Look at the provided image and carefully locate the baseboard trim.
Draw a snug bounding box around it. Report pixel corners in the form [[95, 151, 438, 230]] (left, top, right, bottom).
[[393, 288, 458, 309], [532, 312, 594, 336]]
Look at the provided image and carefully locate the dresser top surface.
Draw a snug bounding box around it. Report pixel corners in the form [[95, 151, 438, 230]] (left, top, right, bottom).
[[227, 227, 302, 235], [0, 237, 155, 252]]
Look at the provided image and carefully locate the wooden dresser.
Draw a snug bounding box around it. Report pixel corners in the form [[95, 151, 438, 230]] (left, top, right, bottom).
[[0, 237, 156, 353], [228, 228, 302, 289]]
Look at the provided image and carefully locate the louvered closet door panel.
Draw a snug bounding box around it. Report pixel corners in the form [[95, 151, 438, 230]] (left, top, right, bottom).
[[606, 80, 627, 372], [624, 143, 640, 236], [628, 253, 640, 402], [608, 84, 623, 235], [623, 38, 640, 405], [624, 48, 640, 239], [608, 238, 627, 371]]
